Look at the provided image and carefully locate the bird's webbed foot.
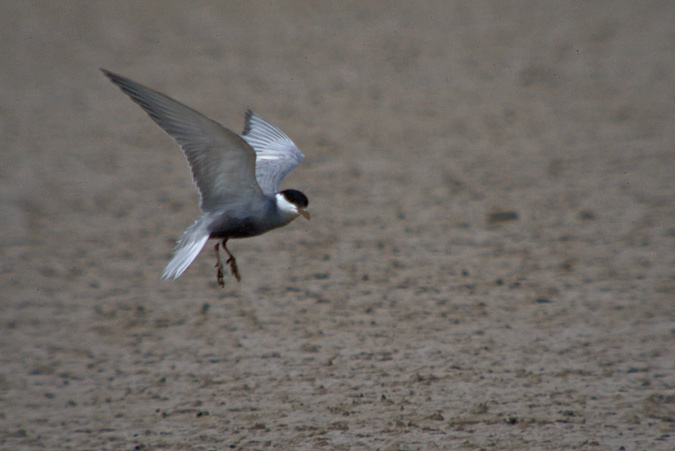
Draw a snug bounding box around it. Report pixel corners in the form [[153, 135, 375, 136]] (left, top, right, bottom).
[[214, 240, 241, 286], [214, 243, 225, 288], [222, 241, 241, 282]]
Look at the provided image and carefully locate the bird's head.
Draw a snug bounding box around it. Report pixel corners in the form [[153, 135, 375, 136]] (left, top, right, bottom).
[[276, 189, 310, 220]]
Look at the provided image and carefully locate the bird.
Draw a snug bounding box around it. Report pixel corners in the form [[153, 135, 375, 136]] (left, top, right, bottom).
[[102, 69, 310, 287]]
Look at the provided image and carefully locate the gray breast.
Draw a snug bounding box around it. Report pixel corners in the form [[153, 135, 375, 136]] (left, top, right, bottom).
[[207, 196, 284, 239]]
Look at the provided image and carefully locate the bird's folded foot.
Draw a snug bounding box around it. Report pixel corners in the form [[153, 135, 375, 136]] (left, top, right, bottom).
[[222, 241, 241, 282], [227, 255, 241, 282], [216, 240, 241, 284], [214, 243, 225, 288], [216, 264, 225, 288]]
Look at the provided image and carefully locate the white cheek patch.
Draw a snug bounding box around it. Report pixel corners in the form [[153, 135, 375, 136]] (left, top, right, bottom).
[[275, 192, 299, 216]]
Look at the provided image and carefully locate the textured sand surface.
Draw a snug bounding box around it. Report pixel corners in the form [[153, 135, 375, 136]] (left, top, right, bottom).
[[1, 2, 674, 450]]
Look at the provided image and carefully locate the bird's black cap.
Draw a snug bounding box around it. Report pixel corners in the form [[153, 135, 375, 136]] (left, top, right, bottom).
[[281, 189, 309, 208]]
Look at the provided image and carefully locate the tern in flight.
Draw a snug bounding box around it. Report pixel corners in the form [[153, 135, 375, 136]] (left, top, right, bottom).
[[103, 69, 309, 287]]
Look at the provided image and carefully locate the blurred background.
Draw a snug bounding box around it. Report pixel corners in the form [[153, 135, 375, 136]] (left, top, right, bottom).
[[1, 2, 673, 449]]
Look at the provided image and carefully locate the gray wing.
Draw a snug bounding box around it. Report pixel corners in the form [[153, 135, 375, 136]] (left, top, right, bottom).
[[102, 69, 262, 212], [241, 111, 304, 195]]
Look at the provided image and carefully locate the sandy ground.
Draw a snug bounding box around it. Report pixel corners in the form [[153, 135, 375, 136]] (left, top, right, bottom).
[[1, 2, 674, 450]]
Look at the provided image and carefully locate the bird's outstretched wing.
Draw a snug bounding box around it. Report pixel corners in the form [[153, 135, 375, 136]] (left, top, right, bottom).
[[102, 69, 262, 212], [241, 111, 304, 196]]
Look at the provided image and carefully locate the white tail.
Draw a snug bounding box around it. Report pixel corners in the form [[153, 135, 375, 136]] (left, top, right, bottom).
[[162, 217, 210, 280]]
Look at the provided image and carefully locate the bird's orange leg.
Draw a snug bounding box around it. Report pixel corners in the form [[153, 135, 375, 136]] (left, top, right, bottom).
[[222, 240, 241, 282], [214, 242, 225, 288]]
